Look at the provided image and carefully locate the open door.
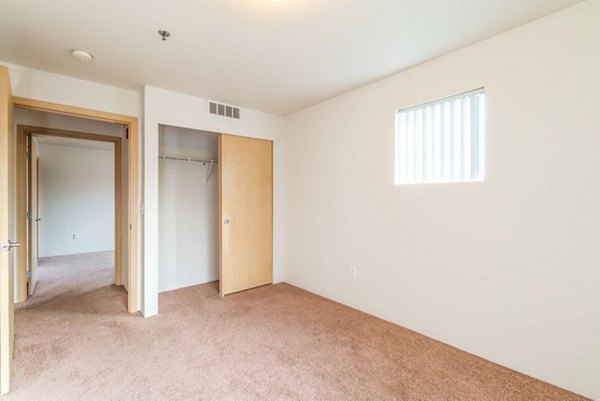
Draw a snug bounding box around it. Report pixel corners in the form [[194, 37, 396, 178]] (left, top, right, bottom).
[[0, 66, 16, 394], [27, 136, 39, 295], [219, 134, 273, 296]]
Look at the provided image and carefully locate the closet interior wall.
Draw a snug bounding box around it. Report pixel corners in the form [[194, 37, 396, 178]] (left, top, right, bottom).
[[158, 125, 218, 293]]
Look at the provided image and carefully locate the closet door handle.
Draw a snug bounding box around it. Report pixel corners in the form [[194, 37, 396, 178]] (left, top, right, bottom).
[[223, 218, 230, 225]]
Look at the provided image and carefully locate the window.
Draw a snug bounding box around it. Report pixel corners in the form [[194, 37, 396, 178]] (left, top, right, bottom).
[[395, 88, 485, 185]]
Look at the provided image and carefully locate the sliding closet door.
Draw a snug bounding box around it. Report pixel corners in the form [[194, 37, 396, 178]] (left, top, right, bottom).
[[219, 134, 272, 296]]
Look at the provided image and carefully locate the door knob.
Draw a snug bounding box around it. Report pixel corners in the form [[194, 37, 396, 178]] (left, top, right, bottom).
[[0, 240, 20, 252], [224, 218, 230, 225], [35, 217, 42, 222]]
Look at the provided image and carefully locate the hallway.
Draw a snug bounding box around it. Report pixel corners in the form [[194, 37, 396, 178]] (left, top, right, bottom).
[[15, 251, 123, 311]]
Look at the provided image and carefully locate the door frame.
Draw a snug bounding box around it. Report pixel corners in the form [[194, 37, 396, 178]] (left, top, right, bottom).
[[16, 125, 123, 300], [27, 135, 39, 296], [13, 97, 139, 313], [0, 65, 15, 395]]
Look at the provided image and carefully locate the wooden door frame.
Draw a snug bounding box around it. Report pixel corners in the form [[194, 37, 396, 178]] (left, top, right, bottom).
[[35, 155, 40, 262], [26, 136, 39, 296], [0, 65, 15, 396], [16, 125, 123, 301], [13, 98, 139, 313]]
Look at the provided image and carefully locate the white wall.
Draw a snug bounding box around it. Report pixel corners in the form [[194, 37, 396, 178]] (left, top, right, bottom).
[[144, 86, 285, 317], [2, 63, 143, 309], [38, 142, 114, 256], [6, 63, 141, 117], [158, 126, 218, 292], [283, 2, 600, 399]]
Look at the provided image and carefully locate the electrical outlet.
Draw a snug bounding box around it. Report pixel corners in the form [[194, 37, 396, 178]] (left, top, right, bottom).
[[72, 233, 79, 240], [349, 266, 357, 278]]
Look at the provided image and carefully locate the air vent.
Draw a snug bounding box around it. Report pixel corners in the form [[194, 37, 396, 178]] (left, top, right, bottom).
[[209, 101, 240, 120]]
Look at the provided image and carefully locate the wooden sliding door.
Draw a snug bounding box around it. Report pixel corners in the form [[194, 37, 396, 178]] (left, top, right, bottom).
[[219, 134, 272, 296]]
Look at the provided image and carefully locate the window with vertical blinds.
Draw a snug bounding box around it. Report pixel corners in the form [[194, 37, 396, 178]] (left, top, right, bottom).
[[395, 88, 485, 185]]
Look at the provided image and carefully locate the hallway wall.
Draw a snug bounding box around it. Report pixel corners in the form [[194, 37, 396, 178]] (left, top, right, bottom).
[[38, 141, 114, 257]]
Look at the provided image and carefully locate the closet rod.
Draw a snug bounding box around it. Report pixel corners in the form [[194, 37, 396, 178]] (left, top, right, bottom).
[[159, 155, 217, 183], [159, 155, 218, 164]]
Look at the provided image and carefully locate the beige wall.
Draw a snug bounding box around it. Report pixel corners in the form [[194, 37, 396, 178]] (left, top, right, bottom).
[[283, 1, 599, 399], [37, 142, 114, 257]]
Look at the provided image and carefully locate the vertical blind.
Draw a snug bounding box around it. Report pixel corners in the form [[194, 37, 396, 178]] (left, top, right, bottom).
[[395, 88, 485, 184]]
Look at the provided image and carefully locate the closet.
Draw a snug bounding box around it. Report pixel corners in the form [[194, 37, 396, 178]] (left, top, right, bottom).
[[158, 125, 273, 295], [158, 125, 218, 292]]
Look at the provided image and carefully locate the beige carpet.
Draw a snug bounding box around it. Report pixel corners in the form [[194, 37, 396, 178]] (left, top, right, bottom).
[[5, 252, 588, 401]]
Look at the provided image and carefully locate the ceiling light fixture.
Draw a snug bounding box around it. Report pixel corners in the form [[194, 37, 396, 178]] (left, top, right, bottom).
[[158, 30, 171, 41], [70, 49, 94, 63]]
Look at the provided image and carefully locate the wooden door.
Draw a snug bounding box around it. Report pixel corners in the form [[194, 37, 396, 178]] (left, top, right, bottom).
[[28, 137, 39, 295], [0, 66, 15, 394], [219, 134, 272, 296]]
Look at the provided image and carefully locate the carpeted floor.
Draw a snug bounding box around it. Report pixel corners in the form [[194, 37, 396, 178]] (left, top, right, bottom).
[[5, 252, 588, 401]]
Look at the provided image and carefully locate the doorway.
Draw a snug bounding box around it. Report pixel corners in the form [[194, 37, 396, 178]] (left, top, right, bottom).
[[16, 125, 122, 302], [12, 98, 139, 314]]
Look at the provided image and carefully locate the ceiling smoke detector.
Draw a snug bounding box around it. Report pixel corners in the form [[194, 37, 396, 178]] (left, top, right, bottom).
[[70, 49, 94, 63]]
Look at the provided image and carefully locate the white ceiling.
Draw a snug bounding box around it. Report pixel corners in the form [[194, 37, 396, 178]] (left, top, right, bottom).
[[0, 0, 583, 115]]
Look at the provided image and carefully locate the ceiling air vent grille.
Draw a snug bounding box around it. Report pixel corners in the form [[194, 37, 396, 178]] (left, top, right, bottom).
[[209, 101, 240, 120]]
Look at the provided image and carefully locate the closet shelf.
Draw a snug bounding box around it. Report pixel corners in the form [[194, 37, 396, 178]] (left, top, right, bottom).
[[159, 155, 217, 183]]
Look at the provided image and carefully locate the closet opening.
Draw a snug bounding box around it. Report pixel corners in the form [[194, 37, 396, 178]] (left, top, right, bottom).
[[158, 125, 219, 292], [158, 124, 274, 297]]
